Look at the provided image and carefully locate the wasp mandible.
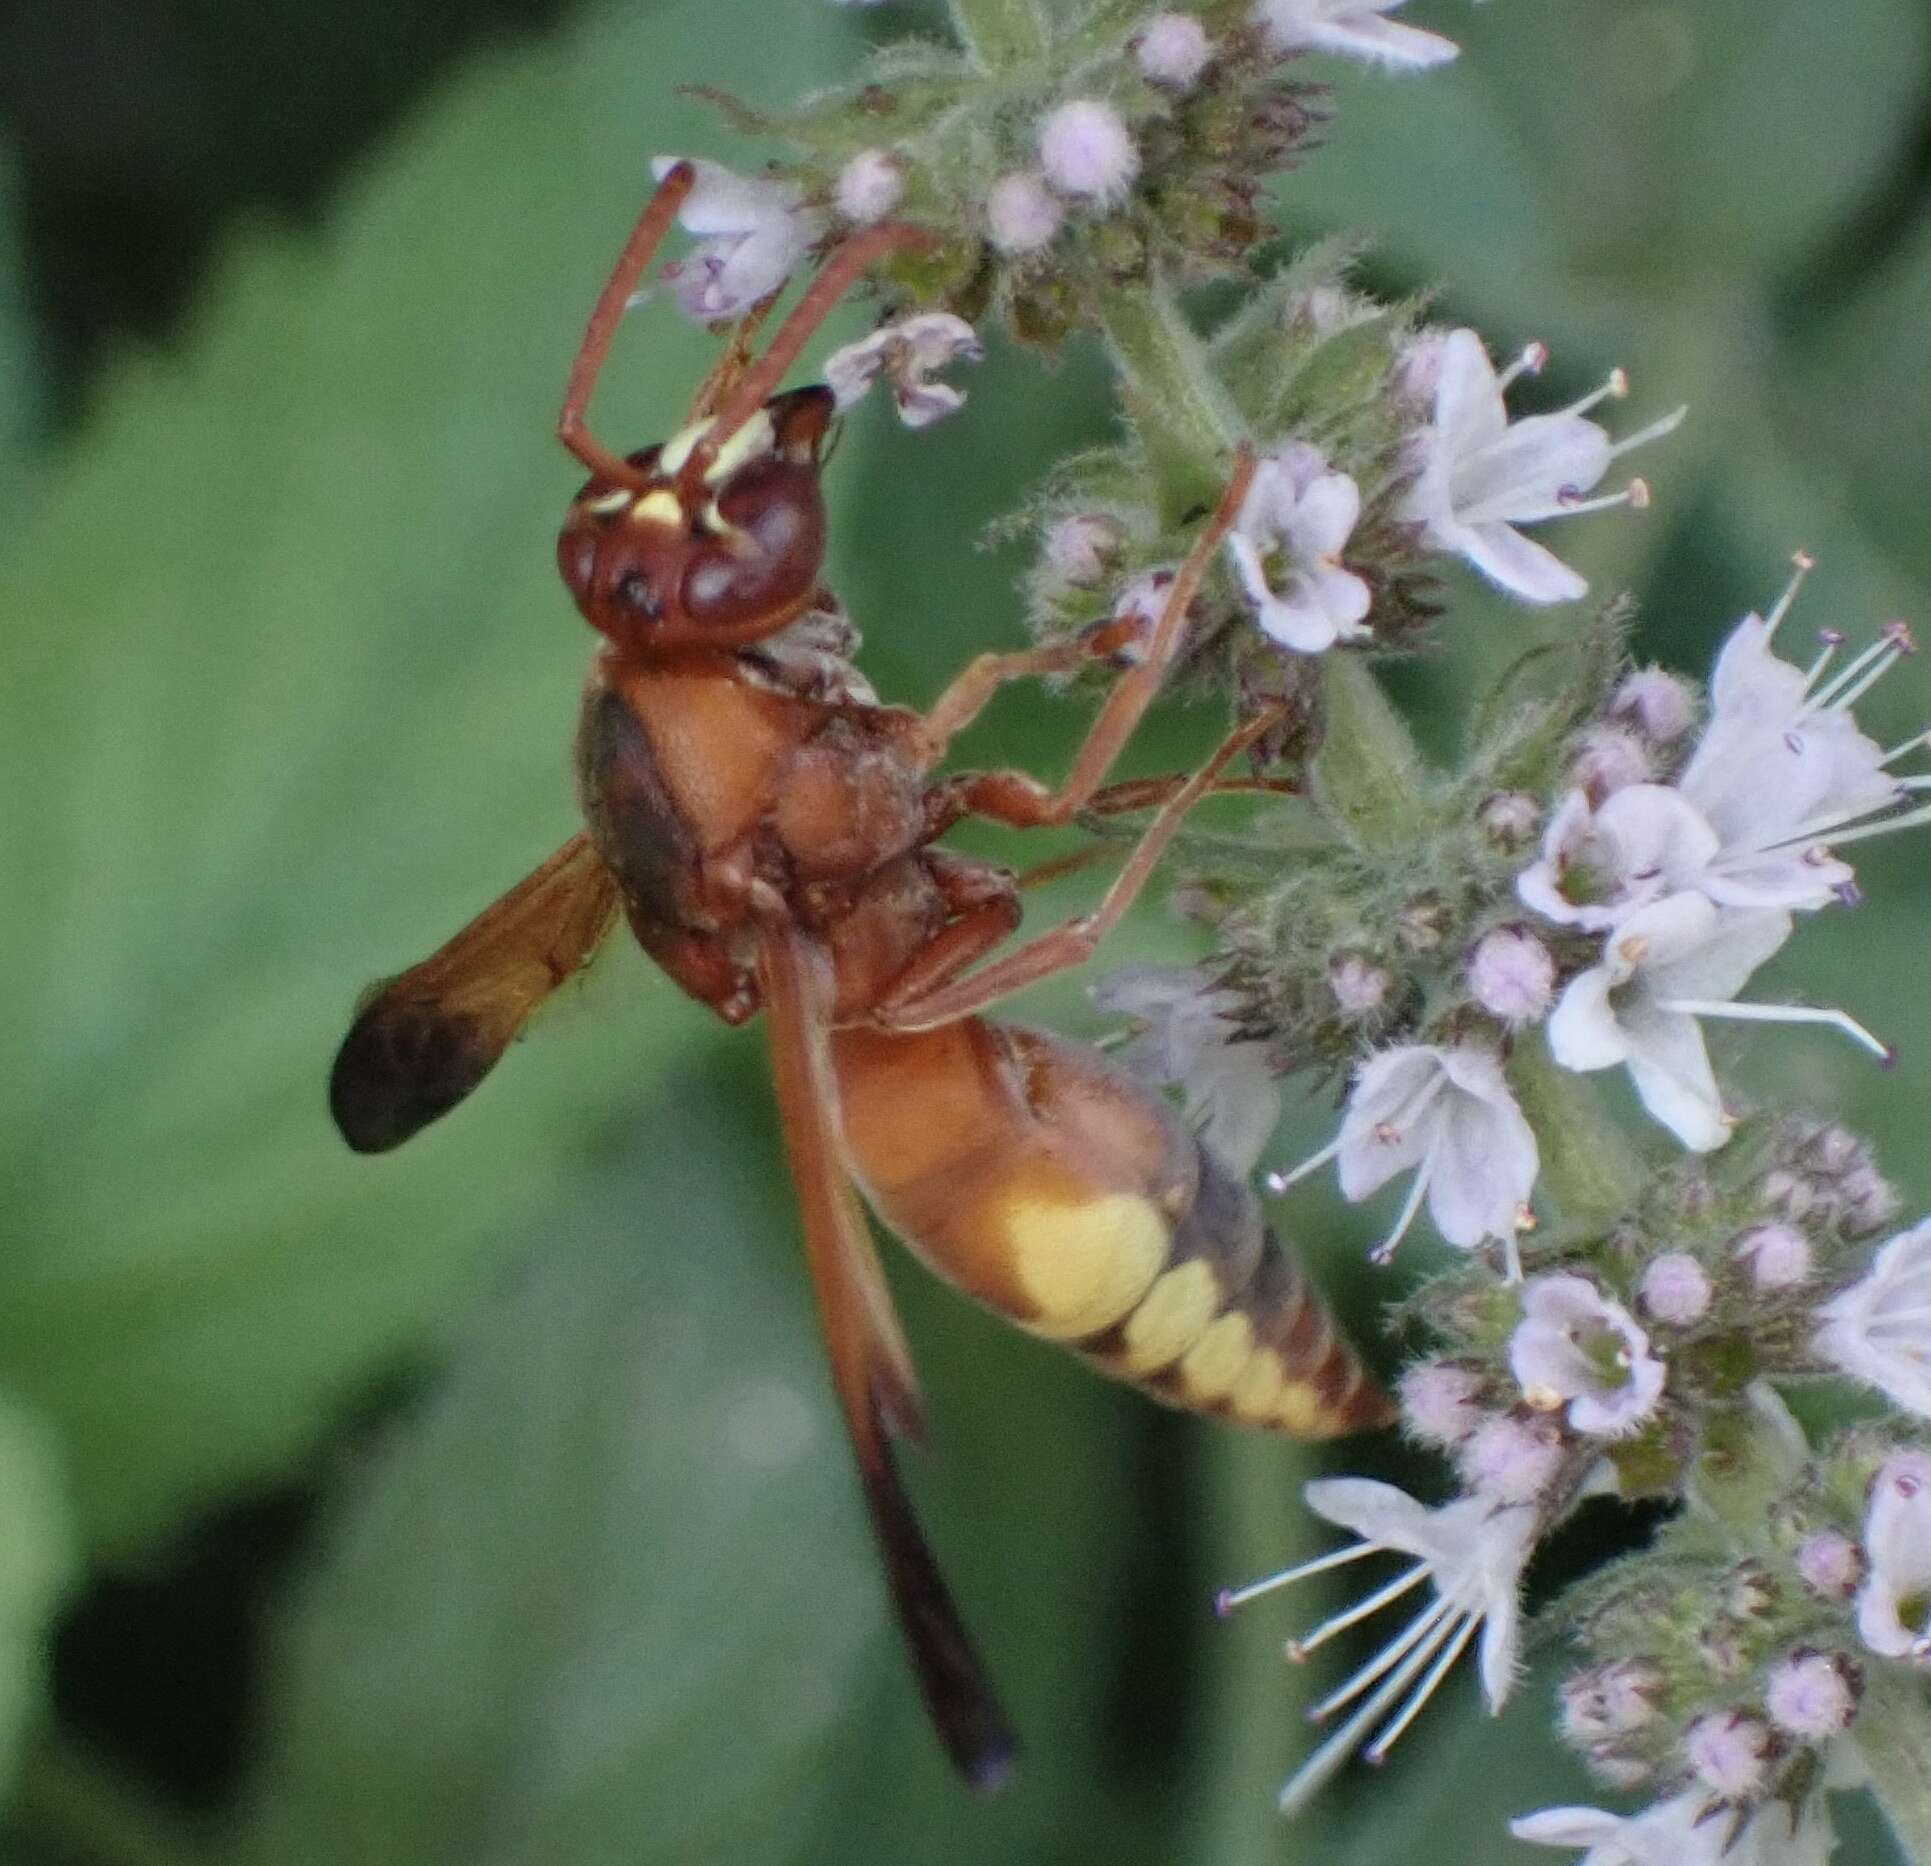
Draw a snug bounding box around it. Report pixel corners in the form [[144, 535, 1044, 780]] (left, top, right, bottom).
[[330, 163, 1391, 1791]]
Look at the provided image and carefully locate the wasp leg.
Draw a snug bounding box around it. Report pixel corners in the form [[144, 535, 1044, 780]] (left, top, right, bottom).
[[872, 708, 1281, 1031], [867, 854, 1022, 1022], [910, 448, 1256, 800]]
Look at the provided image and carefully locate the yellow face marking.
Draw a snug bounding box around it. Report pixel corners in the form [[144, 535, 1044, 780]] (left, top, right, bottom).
[[1230, 1348, 1286, 1423], [1119, 1260, 1219, 1375], [1178, 1312, 1253, 1403], [1001, 1192, 1167, 1341], [702, 409, 776, 486], [579, 488, 631, 516], [699, 497, 749, 543], [1275, 1381, 1345, 1439], [656, 417, 716, 478], [629, 490, 685, 528]]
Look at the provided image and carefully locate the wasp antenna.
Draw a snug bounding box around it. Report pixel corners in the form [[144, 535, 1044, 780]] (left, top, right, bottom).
[[558, 163, 698, 488], [704, 221, 937, 453]]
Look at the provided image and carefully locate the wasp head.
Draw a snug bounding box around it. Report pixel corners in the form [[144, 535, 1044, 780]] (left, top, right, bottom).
[[557, 386, 833, 655]]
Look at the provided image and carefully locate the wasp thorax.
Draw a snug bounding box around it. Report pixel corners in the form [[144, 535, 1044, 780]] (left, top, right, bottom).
[[557, 385, 834, 654]]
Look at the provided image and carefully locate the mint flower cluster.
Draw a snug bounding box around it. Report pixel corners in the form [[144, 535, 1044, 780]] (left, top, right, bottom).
[[651, 2, 1927, 1856]]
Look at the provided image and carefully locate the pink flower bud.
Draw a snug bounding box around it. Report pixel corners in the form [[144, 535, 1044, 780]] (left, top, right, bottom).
[[1041, 513, 1122, 588], [1037, 100, 1140, 204], [1794, 1529, 1865, 1601], [1638, 1252, 1712, 1326], [1458, 1410, 1567, 1505], [1478, 790, 1541, 850], [1683, 1710, 1772, 1799], [1327, 953, 1391, 1016], [1611, 667, 1697, 744], [1468, 926, 1556, 1027], [834, 149, 904, 225], [1570, 725, 1654, 802], [1733, 1222, 1812, 1291], [1764, 1649, 1860, 1739], [1134, 12, 1213, 88], [1397, 1360, 1487, 1448], [986, 171, 1063, 254]]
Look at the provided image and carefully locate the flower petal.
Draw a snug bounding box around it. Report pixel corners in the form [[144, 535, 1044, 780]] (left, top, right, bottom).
[[1456, 519, 1589, 605], [1620, 1003, 1727, 1151]]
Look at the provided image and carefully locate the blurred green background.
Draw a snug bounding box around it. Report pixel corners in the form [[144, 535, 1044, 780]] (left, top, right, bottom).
[[0, 1, 1923, 1861]]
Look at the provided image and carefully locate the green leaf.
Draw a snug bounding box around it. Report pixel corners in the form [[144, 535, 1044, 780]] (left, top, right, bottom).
[[0, 0, 862, 1557], [0, 1396, 73, 1796], [238, 1052, 885, 1866]]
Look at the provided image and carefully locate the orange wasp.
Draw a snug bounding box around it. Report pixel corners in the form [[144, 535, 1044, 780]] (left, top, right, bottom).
[[330, 164, 1391, 1790]]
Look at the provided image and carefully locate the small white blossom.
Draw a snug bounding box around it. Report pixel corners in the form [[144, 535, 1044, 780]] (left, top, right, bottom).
[[1546, 891, 1803, 1153], [1815, 1218, 1931, 1419], [1254, 0, 1459, 70], [649, 157, 818, 323], [1764, 1650, 1859, 1739], [1134, 12, 1213, 87], [1467, 926, 1556, 1026], [986, 170, 1063, 254], [1037, 99, 1140, 204], [1517, 786, 1719, 933], [1397, 1360, 1487, 1448], [1092, 967, 1279, 1174], [1272, 1043, 1538, 1269], [1224, 442, 1372, 653], [1638, 1252, 1712, 1326], [1400, 331, 1684, 604], [1676, 570, 1927, 908], [1855, 1449, 1931, 1660], [1612, 668, 1698, 745], [1219, 1479, 1536, 1812], [1513, 1793, 1835, 1866], [1510, 1275, 1665, 1436], [823, 313, 984, 428], [833, 149, 904, 224]]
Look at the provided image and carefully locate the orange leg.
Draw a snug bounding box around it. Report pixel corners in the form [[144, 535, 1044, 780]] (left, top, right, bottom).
[[557, 163, 697, 488], [911, 448, 1257, 811], [873, 708, 1282, 1031]]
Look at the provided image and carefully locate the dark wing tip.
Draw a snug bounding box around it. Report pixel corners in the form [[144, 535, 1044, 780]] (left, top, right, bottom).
[[328, 996, 496, 1153]]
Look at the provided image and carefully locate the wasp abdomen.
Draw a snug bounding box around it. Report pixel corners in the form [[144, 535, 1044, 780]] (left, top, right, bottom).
[[832, 1020, 1392, 1442]]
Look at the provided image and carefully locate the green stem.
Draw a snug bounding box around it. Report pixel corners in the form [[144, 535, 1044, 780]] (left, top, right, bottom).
[[1093, 279, 1241, 527], [1310, 655, 1429, 854], [1507, 1036, 1647, 1226], [944, 0, 1049, 70]]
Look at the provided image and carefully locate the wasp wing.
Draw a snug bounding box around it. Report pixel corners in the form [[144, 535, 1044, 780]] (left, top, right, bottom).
[[756, 915, 1017, 1793], [330, 833, 621, 1153]]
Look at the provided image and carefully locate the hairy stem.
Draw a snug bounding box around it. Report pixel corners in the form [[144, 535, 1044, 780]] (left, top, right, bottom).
[[1310, 655, 1429, 854], [945, 0, 1050, 71], [1853, 1669, 1931, 1866], [1507, 1036, 1647, 1226]]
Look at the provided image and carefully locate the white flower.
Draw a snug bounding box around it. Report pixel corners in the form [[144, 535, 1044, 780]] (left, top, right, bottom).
[[834, 149, 904, 225], [1546, 891, 1796, 1152], [1135, 12, 1214, 88], [1218, 1479, 1536, 1812], [986, 170, 1063, 254], [1509, 1275, 1665, 1436], [1677, 574, 1927, 909], [1223, 442, 1372, 653], [823, 313, 984, 428], [1253, 0, 1459, 70], [1638, 1252, 1712, 1326], [1400, 330, 1684, 604], [1272, 1043, 1538, 1269], [1037, 99, 1140, 204], [649, 157, 818, 324], [1517, 786, 1719, 932], [1816, 1218, 1931, 1418], [1092, 967, 1279, 1175], [1854, 1449, 1931, 1660], [1513, 1793, 1835, 1866]]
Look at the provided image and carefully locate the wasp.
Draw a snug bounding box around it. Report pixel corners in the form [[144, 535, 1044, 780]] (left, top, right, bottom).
[[330, 163, 1391, 1790]]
